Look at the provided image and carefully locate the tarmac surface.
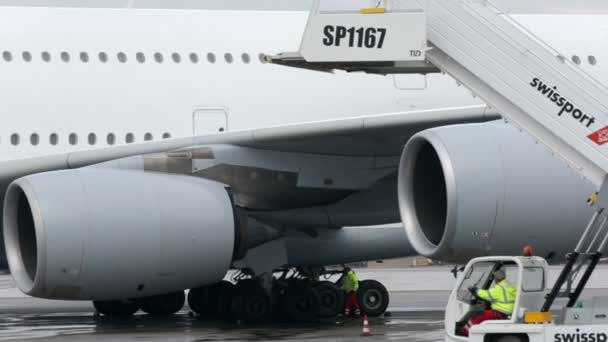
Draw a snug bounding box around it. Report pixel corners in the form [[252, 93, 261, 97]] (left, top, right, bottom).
[[0, 293, 446, 341], [1, 267, 607, 341]]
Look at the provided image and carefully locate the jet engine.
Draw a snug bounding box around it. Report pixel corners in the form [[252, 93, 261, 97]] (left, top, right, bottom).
[[3, 168, 238, 300], [398, 121, 595, 262]]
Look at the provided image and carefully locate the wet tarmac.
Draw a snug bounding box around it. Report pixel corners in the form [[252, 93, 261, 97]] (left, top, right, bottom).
[[0, 272, 449, 341], [1, 268, 608, 341], [0, 309, 445, 341]]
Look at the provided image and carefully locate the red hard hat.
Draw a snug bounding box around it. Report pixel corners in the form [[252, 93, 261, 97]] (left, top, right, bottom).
[[523, 246, 534, 257]]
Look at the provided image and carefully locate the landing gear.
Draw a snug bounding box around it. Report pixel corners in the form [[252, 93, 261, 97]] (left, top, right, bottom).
[[358, 279, 389, 317], [94, 268, 390, 322], [93, 300, 139, 317], [190, 267, 389, 324], [140, 291, 185, 316]]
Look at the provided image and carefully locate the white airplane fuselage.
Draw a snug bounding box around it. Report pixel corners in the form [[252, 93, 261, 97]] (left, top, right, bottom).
[[0, 7, 606, 162]]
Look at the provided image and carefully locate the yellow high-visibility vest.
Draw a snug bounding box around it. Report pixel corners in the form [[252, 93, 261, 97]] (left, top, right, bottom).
[[341, 271, 359, 292], [476, 279, 517, 314]]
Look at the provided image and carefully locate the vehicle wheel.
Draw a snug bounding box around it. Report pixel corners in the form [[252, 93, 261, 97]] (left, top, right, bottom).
[[140, 291, 185, 316], [93, 300, 139, 317], [215, 281, 235, 322], [282, 283, 320, 322], [357, 279, 389, 317], [491, 334, 527, 342], [188, 286, 212, 317], [314, 281, 344, 318]]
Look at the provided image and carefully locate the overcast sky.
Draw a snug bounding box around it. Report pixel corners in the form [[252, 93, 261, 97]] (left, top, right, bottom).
[[0, 0, 606, 13]]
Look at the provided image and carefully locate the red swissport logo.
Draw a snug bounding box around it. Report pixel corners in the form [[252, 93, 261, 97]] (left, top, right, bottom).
[[588, 126, 608, 145]]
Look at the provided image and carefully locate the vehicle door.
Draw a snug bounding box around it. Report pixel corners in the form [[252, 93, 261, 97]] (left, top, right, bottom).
[[446, 261, 496, 340]]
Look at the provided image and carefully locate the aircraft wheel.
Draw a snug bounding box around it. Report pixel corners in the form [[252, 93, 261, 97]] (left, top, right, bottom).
[[230, 279, 255, 320], [232, 280, 272, 323], [214, 280, 236, 322], [357, 279, 389, 317], [282, 283, 320, 322], [93, 300, 139, 317], [140, 291, 185, 316], [270, 280, 290, 322], [188, 286, 213, 317], [314, 281, 344, 318]]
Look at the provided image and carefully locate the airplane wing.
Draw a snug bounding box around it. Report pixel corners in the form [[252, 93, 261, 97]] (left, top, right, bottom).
[[0, 104, 498, 188], [0, 104, 498, 222]]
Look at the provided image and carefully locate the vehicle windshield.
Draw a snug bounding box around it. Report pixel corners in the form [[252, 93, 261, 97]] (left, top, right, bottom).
[[457, 261, 521, 302], [457, 261, 495, 302]]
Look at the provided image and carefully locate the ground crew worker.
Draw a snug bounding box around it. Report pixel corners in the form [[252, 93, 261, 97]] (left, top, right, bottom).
[[460, 269, 517, 337], [341, 267, 361, 318]]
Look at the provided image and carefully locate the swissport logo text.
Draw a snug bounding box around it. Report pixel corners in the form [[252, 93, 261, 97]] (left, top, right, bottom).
[[554, 329, 608, 342], [530, 77, 597, 128]]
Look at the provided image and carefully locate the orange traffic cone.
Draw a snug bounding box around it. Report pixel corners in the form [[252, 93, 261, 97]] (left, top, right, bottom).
[[361, 314, 371, 336]]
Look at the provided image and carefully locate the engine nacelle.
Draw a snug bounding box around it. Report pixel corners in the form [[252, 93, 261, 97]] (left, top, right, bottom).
[[398, 122, 594, 262], [3, 169, 236, 300]]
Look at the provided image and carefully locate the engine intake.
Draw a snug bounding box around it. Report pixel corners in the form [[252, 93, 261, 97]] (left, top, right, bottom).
[[4, 169, 236, 300], [398, 122, 594, 262]]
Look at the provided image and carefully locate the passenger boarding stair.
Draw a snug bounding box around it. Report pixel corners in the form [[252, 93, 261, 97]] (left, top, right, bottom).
[[267, 0, 608, 312]]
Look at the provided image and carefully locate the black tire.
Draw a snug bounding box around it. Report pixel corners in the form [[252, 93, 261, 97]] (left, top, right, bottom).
[[230, 279, 256, 320], [314, 281, 344, 318], [492, 335, 527, 342], [271, 280, 290, 322], [140, 291, 185, 316], [232, 281, 272, 324], [215, 281, 236, 322], [357, 279, 389, 317], [282, 283, 320, 322], [93, 300, 139, 317], [188, 286, 212, 317]]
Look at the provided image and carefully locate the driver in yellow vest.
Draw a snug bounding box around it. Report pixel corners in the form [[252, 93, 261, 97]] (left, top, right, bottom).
[[460, 269, 517, 337]]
